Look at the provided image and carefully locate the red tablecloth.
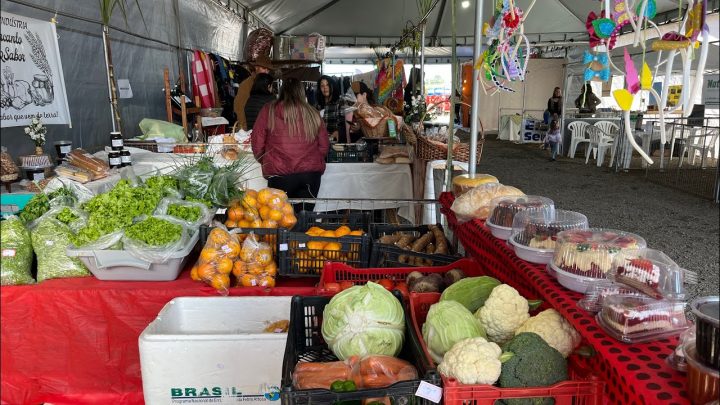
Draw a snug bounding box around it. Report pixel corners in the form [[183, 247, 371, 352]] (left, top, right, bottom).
[[439, 192, 691, 405], [0, 270, 316, 405]]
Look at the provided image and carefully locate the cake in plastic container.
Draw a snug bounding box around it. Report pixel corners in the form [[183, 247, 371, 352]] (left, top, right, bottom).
[[509, 210, 588, 264], [578, 280, 645, 313], [608, 248, 695, 300], [597, 294, 689, 343], [485, 195, 555, 240], [551, 229, 646, 278]]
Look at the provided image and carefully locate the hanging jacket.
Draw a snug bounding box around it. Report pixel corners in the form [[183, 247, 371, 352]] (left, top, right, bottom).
[[245, 93, 275, 130], [251, 103, 329, 177]]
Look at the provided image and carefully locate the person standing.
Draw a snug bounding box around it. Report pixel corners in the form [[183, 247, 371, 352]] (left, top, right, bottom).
[[575, 83, 601, 114], [245, 73, 275, 130], [315, 75, 343, 142], [251, 78, 329, 207], [234, 55, 273, 130], [545, 87, 563, 123], [543, 120, 563, 161]]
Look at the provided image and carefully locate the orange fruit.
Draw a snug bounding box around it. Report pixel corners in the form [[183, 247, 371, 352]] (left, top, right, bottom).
[[240, 247, 255, 262], [247, 263, 265, 275], [259, 206, 271, 220], [237, 219, 251, 228], [242, 194, 258, 209], [323, 242, 342, 260], [279, 215, 297, 229], [306, 241, 326, 256], [197, 263, 215, 281], [210, 273, 230, 290], [244, 210, 259, 222], [255, 247, 273, 266], [321, 230, 337, 238], [209, 228, 230, 245], [250, 219, 263, 228], [264, 262, 278, 277], [306, 227, 324, 236], [232, 261, 247, 277], [227, 207, 241, 222], [281, 203, 294, 216], [349, 230, 364, 236], [258, 276, 276, 288], [240, 273, 258, 287], [224, 240, 241, 259], [257, 188, 273, 205], [216, 258, 233, 274], [190, 265, 200, 281], [261, 219, 278, 229], [335, 225, 351, 237], [244, 189, 258, 199], [200, 248, 218, 263], [225, 220, 238, 228], [268, 209, 283, 222]]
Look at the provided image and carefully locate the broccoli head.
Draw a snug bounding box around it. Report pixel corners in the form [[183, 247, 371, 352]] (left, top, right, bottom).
[[498, 332, 569, 405]]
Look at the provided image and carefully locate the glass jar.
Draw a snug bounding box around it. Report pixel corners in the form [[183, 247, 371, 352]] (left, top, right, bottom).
[[108, 151, 122, 169], [120, 150, 132, 167], [110, 132, 124, 151]]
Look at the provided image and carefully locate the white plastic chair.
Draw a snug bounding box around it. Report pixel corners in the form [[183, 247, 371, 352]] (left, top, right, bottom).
[[567, 121, 590, 158], [594, 121, 620, 167], [585, 126, 615, 167], [679, 129, 720, 168]]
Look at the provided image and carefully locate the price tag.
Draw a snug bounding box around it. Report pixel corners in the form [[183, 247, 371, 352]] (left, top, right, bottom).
[[1, 249, 16, 258], [298, 243, 306, 248], [415, 381, 442, 403], [279, 243, 288, 252], [216, 208, 227, 215]]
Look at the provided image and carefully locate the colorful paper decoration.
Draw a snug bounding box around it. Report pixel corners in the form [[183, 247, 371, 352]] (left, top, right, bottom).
[[623, 49, 640, 94], [592, 18, 617, 39]]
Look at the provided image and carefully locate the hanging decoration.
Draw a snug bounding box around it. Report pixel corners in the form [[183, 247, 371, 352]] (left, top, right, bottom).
[[375, 58, 406, 114], [475, 0, 535, 95]]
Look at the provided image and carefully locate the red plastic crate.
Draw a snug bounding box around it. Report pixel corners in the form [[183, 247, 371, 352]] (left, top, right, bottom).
[[409, 293, 605, 405], [317, 258, 481, 295]]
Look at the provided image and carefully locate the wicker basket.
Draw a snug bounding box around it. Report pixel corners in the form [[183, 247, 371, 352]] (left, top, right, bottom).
[[359, 117, 390, 138], [401, 124, 417, 146], [416, 135, 484, 163]]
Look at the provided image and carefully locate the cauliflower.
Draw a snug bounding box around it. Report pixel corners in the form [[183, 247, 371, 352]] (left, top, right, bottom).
[[475, 284, 530, 344], [515, 309, 581, 358], [438, 337, 503, 385]]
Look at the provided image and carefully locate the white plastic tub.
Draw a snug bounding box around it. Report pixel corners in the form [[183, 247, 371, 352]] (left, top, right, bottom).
[[486, 221, 513, 240], [550, 263, 605, 293], [139, 297, 291, 405], [66, 229, 198, 281], [509, 234, 555, 264]]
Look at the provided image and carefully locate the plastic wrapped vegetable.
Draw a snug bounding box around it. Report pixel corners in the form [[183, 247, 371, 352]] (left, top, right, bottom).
[[205, 159, 248, 207], [19, 186, 77, 224], [191, 227, 240, 295], [175, 156, 216, 201], [123, 216, 187, 263], [155, 197, 213, 229], [0, 216, 35, 285], [31, 216, 90, 282], [233, 233, 277, 288], [293, 355, 418, 390]]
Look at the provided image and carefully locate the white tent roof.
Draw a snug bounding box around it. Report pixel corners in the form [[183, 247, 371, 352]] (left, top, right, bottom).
[[243, 0, 696, 45]]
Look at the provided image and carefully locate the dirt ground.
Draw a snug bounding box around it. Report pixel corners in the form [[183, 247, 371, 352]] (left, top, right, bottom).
[[474, 137, 720, 300]]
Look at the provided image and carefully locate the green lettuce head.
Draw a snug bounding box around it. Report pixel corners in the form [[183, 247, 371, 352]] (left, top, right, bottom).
[[321, 282, 405, 360], [423, 300, 486, 363]]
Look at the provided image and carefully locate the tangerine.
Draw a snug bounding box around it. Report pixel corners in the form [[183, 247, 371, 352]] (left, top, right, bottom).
[[216, 258, 233, 274], [227, 207, 242, 222], [225, 220, 238, 228], [244, 189, 258, 199], [244, 210, 259, 222], [232, 261, 247, 277], [250, 219, 263, 228], [335, 225, 351, 237], [242, 194, 258, 209], [255, 247, 273, 266], [279, 215, 297, 229], [306, 227, 324, 236], [200, 248, 219, 263], [261, 219, 278, 228], [259, 206, 271, 220], [258, 276, 276, 288], [306, 241, 326, 256], [209, 228, 230, 245], [268, 209, 283, 222], [247, 263, 265, 275], [237, 219, 251, 228], [240, 273, 258, 287], [210, 273, 230, 290], [190, 265, 200, 281], [281, 203, 294, 216], [224, 240, 241, 259], [197, 263, 216, 280], [349, 230, 364, 236], [256, 188, 273, 205], [264, 262, 278, 277], [321, 230, 337, 238]]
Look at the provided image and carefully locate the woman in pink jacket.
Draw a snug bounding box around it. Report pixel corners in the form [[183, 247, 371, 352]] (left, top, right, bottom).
[[251, 78, 329, 207]]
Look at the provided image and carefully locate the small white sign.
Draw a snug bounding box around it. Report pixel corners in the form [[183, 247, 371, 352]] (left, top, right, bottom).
[[298, 243, 306, 248], [117, 79, 133, 99], [216, 208, 227, 215], [1, 249, 16, 257], [415, 381, 442, 403], [279, 243, 288, 252], [703, 74, 719, 105]]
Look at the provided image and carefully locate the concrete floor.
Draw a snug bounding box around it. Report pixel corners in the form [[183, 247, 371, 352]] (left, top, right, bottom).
[[474, 137, 720, 301]]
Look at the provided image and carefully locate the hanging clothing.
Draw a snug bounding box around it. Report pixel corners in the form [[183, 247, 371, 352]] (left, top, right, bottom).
[[191, 50, 216, 109]]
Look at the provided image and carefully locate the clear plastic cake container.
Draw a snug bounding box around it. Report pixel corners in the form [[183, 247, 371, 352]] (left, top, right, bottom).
[[578, 280, 646, 313], [608, 248, 689, 301], [596, 294, 689, 343], [550, 264, 606, 293], [485, 195, 555, 240], [509, 210, 589, 264], [551, 228, 647, 279]]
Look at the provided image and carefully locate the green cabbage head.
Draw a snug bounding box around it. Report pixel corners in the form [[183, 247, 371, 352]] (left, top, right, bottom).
[[321, 282, 405, 360], [423, 300, 486, 363]]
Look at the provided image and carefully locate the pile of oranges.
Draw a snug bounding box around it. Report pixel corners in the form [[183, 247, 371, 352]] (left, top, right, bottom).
[[225, 188, 297, 230], [291, 225, 365, 275], [232, 234, 277, 288], [191, 228, 278, 292], [191, 227, 240, 292]]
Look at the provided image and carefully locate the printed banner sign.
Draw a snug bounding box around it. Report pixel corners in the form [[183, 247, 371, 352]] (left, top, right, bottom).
[[703, 74, 719, 105], [522, 118, 546, 143], [1, 12, 71, 128]]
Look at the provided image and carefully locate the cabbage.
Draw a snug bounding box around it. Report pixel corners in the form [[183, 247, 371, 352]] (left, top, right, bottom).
[[440, 276, 501, 313], [423, 300, 486, 363], [321, 282, 405, 360]]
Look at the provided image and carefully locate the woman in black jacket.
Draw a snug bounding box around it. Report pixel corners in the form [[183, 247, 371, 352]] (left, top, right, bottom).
[[245, 73, 275, 130]]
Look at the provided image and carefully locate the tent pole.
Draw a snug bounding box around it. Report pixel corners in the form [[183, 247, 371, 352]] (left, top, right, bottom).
[[445, 0, 457, 191], [468, 0, 484, 174], [420, 23, 426, 96]]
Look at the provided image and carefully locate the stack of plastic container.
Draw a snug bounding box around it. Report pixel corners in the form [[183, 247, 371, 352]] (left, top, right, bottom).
[[485, 195, 555, 240], [509, 210, 588, 264]]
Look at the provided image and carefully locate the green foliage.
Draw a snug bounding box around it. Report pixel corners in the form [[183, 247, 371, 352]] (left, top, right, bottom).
[[167, 204, 201, 222], [125, 217, 182, 246]]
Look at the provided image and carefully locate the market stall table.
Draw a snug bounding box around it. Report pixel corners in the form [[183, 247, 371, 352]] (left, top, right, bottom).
[[0, 270, 316, 405], [438, 192, 692, 405]]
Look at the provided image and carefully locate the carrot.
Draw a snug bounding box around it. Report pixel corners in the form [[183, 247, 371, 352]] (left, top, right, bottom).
[[293, 361, 353, 389]]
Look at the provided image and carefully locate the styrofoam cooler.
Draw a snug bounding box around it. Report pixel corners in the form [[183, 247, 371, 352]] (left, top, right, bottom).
[[139, 297, 292, 404]]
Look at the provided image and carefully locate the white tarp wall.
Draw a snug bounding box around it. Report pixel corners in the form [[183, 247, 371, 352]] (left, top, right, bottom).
[[0, 0, 246, 158], [479, 58, 566, 132]]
